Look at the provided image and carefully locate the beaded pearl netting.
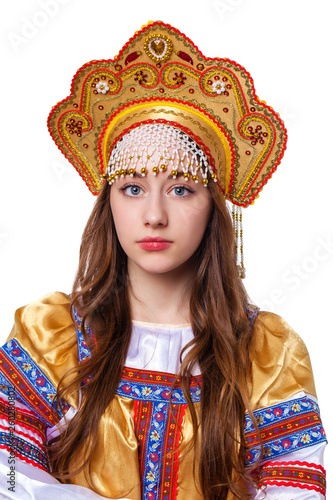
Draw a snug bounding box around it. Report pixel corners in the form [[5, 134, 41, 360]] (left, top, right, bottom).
[[105, 123, 217, 186]]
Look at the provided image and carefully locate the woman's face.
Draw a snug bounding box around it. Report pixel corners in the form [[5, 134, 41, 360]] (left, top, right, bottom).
[[110, 152, 213, 276]]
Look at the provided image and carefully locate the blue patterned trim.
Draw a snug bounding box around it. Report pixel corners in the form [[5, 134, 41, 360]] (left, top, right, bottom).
[[0, 379, 26, 408], [247, 425, 326, 466], [245, 396, 320, 432], [0, 432, 49, 470], [0, 340, 68, 426], [119, 375, 195, 498], [245, 396, 327, 467], [246, 303, 260, 331], [72, 304, 93, 363], [117, 378, 200, 404], [143, 401, 169, 498]]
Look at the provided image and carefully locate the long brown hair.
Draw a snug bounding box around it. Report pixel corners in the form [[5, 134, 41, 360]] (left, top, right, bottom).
[[48, 179, 258, 499]]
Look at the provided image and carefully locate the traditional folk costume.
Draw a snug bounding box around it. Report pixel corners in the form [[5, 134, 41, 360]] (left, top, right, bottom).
[[0, 21, 327, 499]]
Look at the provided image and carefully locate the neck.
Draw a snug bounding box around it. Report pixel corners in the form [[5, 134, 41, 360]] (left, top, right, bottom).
[[128, 261, 194, 325]]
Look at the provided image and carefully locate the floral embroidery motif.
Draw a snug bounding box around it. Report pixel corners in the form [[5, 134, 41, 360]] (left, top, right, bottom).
[[21, 362, 32, 372], [212, 80, 226, 94], [0, 340, 69, 426], [117, 375, 200, 404], [143, 402, 169, 498], [95, 80, 109, 94], [247, 124, 268, 145], [134, 70, 149, 85], [245, 303, 259, 330], [245, 396, 327, 467], [66, 118, 83, 137], [0, 379, 25, 408], [173, 72, 187, 85], [133, 395, 185, 500], [72, 304, 94, 363]]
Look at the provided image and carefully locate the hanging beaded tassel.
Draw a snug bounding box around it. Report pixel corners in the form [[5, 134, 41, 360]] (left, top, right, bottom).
[[232, 205, 246, 279]]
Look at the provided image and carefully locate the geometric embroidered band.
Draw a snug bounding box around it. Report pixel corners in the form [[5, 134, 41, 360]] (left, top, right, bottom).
[[0, 433, 49, 471], [258, 461, 326, 497], [0, 398, 47, 440]]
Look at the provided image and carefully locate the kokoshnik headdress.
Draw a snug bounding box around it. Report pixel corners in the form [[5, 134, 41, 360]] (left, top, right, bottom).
[[48, 21, 287, 278]]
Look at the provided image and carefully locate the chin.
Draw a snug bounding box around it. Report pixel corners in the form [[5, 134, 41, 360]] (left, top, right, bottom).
[[137, 256, 193, 276], [140, 263, 180, 275]]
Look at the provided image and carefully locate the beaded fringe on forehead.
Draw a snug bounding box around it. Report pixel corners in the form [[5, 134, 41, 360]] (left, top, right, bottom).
[[106, 123, 217, 186]]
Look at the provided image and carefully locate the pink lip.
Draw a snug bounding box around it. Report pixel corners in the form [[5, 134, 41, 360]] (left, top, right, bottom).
[[138, 237, 172, 251], [138, 237, 172, 242]]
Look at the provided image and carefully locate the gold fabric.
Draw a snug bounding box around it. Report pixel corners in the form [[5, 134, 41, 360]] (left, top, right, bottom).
[[71, 397, 141, 499], [176, 404, 202, 499], [8, 292, 79, 408], [249, 311, 316, 409], [4, 292, 318, 498]]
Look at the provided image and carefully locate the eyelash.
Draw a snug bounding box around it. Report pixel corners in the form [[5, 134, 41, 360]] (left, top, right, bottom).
[[119, 183, 195, 197]]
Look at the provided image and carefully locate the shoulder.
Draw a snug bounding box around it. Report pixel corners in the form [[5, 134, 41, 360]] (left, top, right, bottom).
[[249, 311, 316, 409], [13, 290, 71, 322], [4, 291, 77, 375], [0, 292, 79, 421], [251, 311, 309, 359]]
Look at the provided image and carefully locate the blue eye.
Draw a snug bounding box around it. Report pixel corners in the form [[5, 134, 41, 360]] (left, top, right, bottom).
[[171, 186, 193, 197], [121, 184, 142, 196]]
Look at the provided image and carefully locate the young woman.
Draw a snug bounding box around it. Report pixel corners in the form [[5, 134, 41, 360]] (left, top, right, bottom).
[[0, 21, 327, 500]]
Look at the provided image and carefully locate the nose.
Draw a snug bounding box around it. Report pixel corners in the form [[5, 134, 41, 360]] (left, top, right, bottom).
[[143, 192, 168, 228]]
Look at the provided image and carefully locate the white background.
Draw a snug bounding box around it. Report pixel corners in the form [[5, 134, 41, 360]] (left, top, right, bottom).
[[1, 0, 332, 491]]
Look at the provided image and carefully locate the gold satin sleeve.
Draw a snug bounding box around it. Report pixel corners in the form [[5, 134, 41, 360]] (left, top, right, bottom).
[[249, 311, 316, 410], [6, 291, 79, 408]]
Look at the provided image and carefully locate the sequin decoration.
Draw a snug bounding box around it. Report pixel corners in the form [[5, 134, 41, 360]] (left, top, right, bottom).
[[144, 34, 173, 63]]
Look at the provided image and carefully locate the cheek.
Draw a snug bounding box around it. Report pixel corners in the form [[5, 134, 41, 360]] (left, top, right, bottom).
[[176, 197, 212, 243], [191, 194, 212, 226], [110, 193, 130, 242]]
